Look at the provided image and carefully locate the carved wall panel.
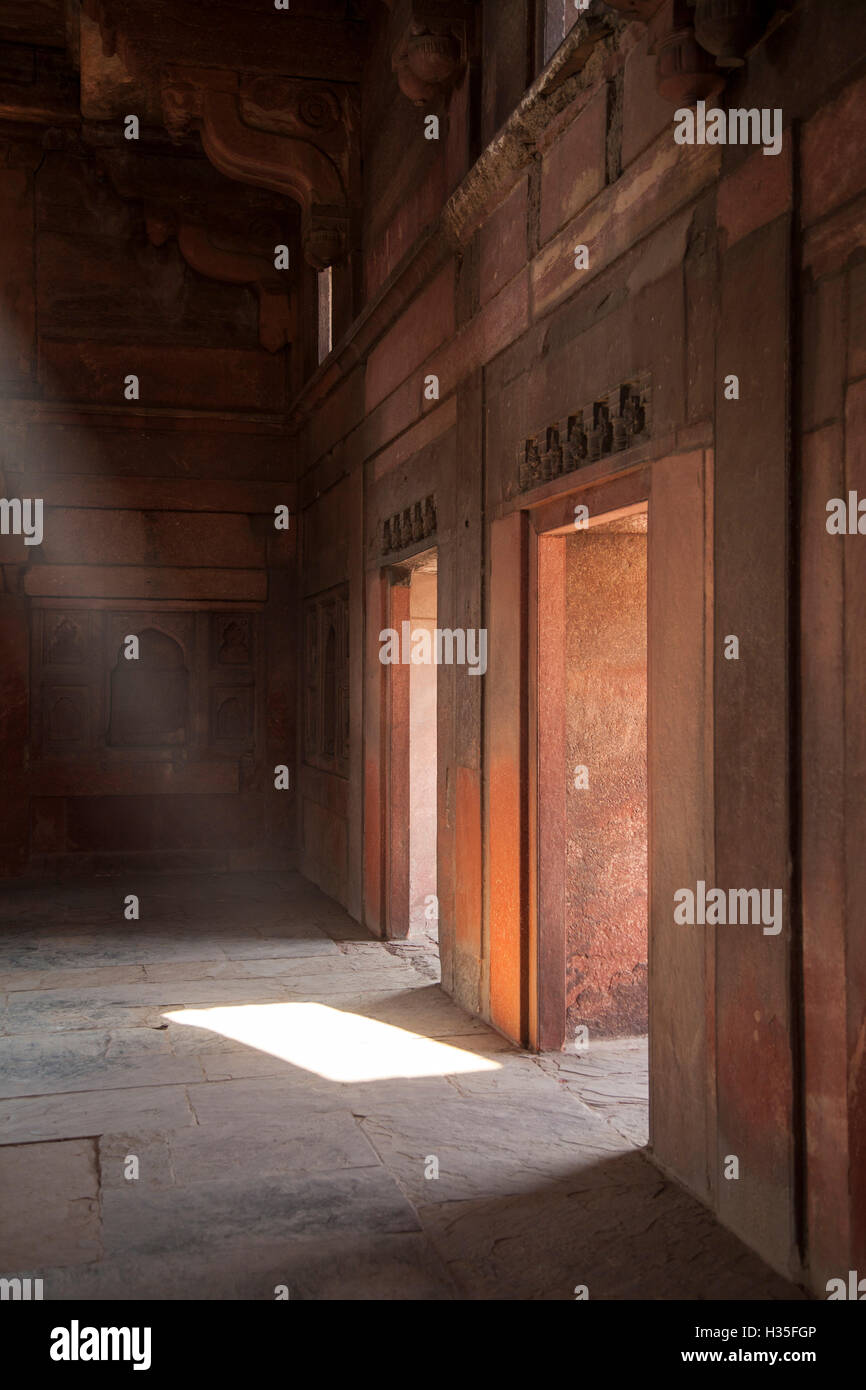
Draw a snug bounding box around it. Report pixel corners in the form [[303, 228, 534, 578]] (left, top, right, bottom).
[[206, 614, 257, 753], [212, 613, 254, 668], [43, 613, 87, 667], [211, 687, 254, 744], [33, 610, 97, 759], [303, 585, 349, 778], [30, 607, 260, 764], [44, 687, 88, 747]]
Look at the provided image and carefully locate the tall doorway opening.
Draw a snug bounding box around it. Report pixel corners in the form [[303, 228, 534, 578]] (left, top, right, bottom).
[[385, 550, 439, 964], [564, 512, 647, 1040], [408, 557, 438, 951], [535, 504, 648, 1056]]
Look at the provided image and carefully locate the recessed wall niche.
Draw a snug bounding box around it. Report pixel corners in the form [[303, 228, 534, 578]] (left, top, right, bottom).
[[109, 628, 188, 747], [30, 608, 261, 764], [303, 585, 349, 778]]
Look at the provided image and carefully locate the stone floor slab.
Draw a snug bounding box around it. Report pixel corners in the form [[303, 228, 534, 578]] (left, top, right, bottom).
[[0, 1138, 101, 1269], [0, 1083, 197, 1144], [100, 1166, 422, 1258], [0, 870, 801, 1302]]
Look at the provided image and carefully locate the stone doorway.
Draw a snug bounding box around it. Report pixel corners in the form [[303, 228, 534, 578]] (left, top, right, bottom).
[[534, 502, 648, 1056], [384, 549, 439, 959]]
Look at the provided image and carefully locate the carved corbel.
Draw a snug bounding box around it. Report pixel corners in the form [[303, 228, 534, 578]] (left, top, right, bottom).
[[609, 0, 768, 101], [145, 213, 295, 353], [692, 0, 770, 69], [161, 78, 202, 142], [161, 74, 351, 269], [391, 1, 473, 106], [649, 0, 725, 105]]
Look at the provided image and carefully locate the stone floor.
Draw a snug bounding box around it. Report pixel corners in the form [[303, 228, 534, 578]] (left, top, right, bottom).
[[0, 872, 802, 1300]]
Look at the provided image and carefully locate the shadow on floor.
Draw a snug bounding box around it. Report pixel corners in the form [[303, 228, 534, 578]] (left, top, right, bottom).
[[0, 871, 803, 1301]]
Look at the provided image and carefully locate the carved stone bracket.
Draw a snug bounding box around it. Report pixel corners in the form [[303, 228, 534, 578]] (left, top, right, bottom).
[[516, 375, 651, 493], [146, 214, 295, 353], [93, 143, 299, 351], [391, 1, 474, 106], [650, 0, 725, 104], [382, 495, 438, 555], [607, 0, 772, 102], [692, 0, 770, 69], [161, 71, 354, 269]]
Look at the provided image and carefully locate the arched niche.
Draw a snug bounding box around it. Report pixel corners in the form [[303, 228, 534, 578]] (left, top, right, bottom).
[[108, 628, 189, 747]]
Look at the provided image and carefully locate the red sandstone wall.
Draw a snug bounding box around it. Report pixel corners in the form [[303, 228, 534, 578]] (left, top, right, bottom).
[[3, 0, 863, 1298], [799, 62, 866, 1293], [291, 0, 866, 1292], [362, 5, 473, 300], [0, 135, 298, 876]]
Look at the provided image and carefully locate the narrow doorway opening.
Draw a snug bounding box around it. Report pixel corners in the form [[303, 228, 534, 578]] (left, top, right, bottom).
[[385, 549, 439, 969], [408, 557, 438, 954], [564, 511, 647, 1042], [535, 500, 648, 1131]]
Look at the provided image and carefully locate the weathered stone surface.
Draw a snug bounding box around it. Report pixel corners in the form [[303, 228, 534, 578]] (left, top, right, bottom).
[[34, 1234, 458, 1301], [417, 1161, 804, 1302], [98, 1130, 176, 1191], [0, 873, 804, 1300], [539, 87, 607, 246], [168, 1111, 379, 1184], [0, 1032, 203, 1099], [535, 1038, 650, 1147], [0, 1084, 197, 1144], [100, 1167, 421, 1258], [0, 1138, 100, 1268], [360, 1094, 626, 1205], [1, 0, 863, 1300]]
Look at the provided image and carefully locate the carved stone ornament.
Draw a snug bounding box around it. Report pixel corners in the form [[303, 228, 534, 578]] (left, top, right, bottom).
[[161, 74, 351, 269], [694, 0, 768, 69], [382, 494, 438, 554], [391, 1, 470, 106], [517, 376, 652, 494]]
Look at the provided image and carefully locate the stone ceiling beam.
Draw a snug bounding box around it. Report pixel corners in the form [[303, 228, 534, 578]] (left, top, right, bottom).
[[76, 0, 369, 86]]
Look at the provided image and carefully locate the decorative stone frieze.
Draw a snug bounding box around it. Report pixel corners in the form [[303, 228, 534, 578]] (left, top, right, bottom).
[[517, 376, 651, 493], [382, 495, 438, 554]]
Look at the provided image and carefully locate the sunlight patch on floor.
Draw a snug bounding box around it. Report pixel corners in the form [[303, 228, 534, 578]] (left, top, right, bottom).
[[163, 1001, 502, 1082]]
